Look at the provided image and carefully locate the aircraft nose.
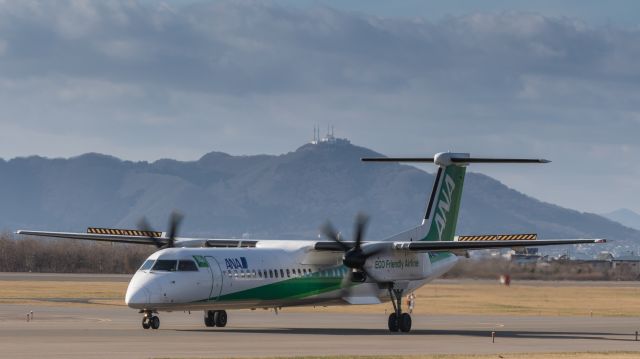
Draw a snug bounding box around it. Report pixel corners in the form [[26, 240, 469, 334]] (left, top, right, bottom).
[[125, 286, 150, 308]]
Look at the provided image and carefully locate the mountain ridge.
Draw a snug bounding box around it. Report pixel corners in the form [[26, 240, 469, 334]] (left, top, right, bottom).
[[1, 141, 637, 255], [601, 208, 640, 231]]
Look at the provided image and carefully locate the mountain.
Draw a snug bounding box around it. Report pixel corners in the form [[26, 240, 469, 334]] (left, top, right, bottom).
[[1, 140, 637, 255], [601, 209, 640, 231]]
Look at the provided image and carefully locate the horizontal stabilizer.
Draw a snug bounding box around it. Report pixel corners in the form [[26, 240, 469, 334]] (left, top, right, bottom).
[[362, 157, 549, 164]]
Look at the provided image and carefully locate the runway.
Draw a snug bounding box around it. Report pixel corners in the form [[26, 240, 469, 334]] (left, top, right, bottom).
[[2, 303, 640, 358]]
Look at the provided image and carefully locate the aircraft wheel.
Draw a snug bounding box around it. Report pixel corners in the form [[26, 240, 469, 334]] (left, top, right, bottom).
[[214, 310, 227, 327], [204, 311, 215, 327], [142, 317, 150, 329], [387, 313, 399, 332], [399, 313, 412, 333], [150, 316, 160, 330]]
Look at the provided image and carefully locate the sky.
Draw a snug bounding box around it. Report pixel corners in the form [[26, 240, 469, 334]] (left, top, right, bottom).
[[0, 0, 638, 215]]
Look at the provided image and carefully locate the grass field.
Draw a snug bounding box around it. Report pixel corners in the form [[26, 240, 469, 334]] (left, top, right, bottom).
[[0, 280, 126, 306], [2, 278, 640, 316]]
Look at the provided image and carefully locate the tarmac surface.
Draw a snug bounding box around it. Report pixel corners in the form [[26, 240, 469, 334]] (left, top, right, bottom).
[[2, 273, 640, 358], [3, 303, 640, 358]]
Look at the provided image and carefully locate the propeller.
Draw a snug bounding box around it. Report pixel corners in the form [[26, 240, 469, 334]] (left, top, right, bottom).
[[138, 211, 183, 249], [321, 213, 384, 293]]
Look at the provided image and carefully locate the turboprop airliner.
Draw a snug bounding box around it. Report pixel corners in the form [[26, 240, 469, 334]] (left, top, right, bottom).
[[17, 152, 605, 333]]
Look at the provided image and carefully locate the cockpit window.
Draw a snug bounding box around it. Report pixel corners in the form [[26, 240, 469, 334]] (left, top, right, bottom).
[[178, 260, 198, 271], [139, 260, 154, 271], [152, 260, 177, 271]]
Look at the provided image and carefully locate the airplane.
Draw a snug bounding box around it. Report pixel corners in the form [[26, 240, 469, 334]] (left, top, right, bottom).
[[17, 152, 605, 333]]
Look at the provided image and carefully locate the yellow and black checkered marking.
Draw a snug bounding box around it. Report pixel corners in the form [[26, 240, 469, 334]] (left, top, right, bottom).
[[457, 233, 537, 241], [87, 227, 163, 237]]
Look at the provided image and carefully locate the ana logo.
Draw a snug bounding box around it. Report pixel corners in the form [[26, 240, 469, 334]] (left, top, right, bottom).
[[225, 257, 248, 270], [434, 174, 456, 240]]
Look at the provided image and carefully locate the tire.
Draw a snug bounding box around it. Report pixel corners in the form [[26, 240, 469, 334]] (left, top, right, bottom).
[[387, 313, 399, 332], [150, 316, 160, 330], [399, 313, 412, 333], [142, 318, 150, 329], [214, 310, 227, 327], [204, 310, 216, 328]]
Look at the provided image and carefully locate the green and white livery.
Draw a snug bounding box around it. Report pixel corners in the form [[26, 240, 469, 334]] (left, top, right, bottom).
[[17, 152, 605, 333]]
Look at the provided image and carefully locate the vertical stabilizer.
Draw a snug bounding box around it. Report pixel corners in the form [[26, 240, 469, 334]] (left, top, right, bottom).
[[420, 153, 468, 241]]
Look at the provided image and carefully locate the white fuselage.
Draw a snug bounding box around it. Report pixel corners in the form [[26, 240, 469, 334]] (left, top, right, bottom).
[[125, 240, 458, 311]]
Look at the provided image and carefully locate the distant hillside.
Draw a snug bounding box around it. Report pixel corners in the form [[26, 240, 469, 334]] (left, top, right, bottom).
[[601, 209, 640, 231], [1, 141, 637, 255]]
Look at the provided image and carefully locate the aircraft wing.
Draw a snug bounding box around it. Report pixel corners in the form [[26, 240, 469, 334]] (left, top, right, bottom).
[[391, 238, 606, 251], [16, 229, 259, 248], [314, 238, 605, 252], [16, 229, 166, 246]]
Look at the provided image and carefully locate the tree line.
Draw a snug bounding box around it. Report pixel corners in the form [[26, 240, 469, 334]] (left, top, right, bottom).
[[0, 234, 153, 274]]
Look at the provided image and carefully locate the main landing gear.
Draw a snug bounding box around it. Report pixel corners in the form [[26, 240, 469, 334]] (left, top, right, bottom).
[[141, 310, 160, 330], [388, 288, 411, 333], [204, 310, 228, 328]]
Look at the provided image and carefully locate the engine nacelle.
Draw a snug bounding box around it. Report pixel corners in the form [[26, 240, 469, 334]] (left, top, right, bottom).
[[363, 251, 430, 282]]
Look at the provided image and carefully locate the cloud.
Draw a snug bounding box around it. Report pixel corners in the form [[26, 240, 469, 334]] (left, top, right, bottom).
[[0, 0, 638, 212], [0, 1, 637, 96]]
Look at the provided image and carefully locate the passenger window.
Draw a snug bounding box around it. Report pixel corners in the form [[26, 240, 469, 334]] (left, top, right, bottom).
[[178, 260, 198, 271], [152, 260, 177, 271], [139, 260, 154, 271], [274, 269, 279, 278], [286, 269, 290, 277], [280, 269, 285, 278], [269, 270, 274, 278], [258, 270, 262, 278]]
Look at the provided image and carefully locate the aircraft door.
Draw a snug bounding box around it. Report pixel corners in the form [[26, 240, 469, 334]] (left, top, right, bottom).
[[205, 256, 224, 300]]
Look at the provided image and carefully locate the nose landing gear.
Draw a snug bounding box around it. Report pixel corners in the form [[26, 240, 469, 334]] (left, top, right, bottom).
[[204, 310, 228, 328], [388, 288, 411, 333], [141, 310, 160, 330]]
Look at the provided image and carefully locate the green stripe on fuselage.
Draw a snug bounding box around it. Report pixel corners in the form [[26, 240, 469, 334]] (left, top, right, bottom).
[[213, 268, 350, 302], [218, 275, 344, 301], [204, 254, 454, 303]]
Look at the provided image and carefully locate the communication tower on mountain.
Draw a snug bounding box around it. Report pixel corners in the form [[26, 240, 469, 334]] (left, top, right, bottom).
[[311, 125, 350, 145]]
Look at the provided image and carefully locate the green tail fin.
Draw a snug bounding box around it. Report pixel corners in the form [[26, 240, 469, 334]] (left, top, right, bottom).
[[421, 159, 467, 242]]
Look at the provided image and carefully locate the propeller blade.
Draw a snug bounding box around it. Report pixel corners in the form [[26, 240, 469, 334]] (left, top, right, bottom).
[[321, 221, 351, 251], [353, 213, 369, 250], [137, 217, 163, 249], [166, 212, 183, 248]]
